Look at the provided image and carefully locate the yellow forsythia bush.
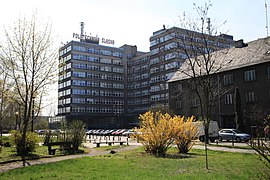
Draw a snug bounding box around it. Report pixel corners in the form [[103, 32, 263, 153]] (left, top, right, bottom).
[[134, 111, 176, 157], [174, 116, 198, 154], [133, 111, 198, 156]]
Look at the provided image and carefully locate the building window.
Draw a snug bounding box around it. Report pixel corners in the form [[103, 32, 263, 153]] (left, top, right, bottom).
[[190, 82, 196, 90], [73, 54, 86, 61], [100, 58, 112, 64], [113, 59, 122, 65], [100, 66, 111, 72], [100, 74, 112, 80], [59, 98, 71, 105], [100, 82, 112, 88], [175, 99, 182, 109], [73, 63, 86, 69], [113, 91, 124, 97], [244, 70, 256, 82], [223, 74, 234, 85], [86, 98, 99, 104], [73, 46, 86, 52], [86, 107, 99, 113], [86, 81, 99, 87], [176, 83, 183, 92], [113, 83, 124, 89], [224, 94, 233, 105], [100, 99, 112, 104], [150, 94, 160, 102], [150, 48, 159, 55], [72, 80, 86, 86], [141, 73, 149, 79], [86, 65, 99, 71], [267, 67, 270, 78], [245, 91, 257, 103], [190, 99, 198, 107], [150, 57, 159, 65], [113, 100, 124, 105], [113, 75, 123, 81], [112, 67, 124, 73], [100, 90, 112, 96], [86, 56, 99, 62], [165, 53, 175, 60], [100, 49, 112, 56], [72, 106, 85, 112], [72, 89, 85, 95], [86, 90, 99, 96], [150, 85, 160, 92], [87, 48, 99, 54], [72, 98, 85, 104], [87, 73, 99, 79], [72, 71, 86, 77], [100, 107, 112, 113]]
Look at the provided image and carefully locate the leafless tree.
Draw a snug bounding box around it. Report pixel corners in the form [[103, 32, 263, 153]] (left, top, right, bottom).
[[173, 1, 234, 169], [0, 13, 58, 165], [175, 1, 232, 141]]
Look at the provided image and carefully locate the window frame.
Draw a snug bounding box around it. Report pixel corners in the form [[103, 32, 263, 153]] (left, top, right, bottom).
[[244, 70, 256, 82]]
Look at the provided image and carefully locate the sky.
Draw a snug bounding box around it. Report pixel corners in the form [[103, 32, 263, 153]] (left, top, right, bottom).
[[0, 0, 268, 115]]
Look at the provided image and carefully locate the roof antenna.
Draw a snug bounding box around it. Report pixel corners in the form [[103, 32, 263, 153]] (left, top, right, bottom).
[[207, 18, 211, 35], [265, 0, 269, 37], [80, 22, 85, 42]]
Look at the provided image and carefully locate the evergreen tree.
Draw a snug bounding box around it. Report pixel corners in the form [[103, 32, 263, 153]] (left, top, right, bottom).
[[234, 87, 244, 131]]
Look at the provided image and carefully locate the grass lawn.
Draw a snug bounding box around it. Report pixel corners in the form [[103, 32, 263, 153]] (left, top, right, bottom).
[[0, 134, 86, 163], [0, 147, 269, 179], [0, 145, 51, 163]]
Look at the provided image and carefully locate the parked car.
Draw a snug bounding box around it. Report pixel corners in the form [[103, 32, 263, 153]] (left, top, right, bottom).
[[218, 129, 251, 142], [122, 129, 134, 137], [102, 129, 115, 136], [111, 129, 126, 136], [92, 129, 102, 135], [86, 129, 93, 135], [37, 129, 46, 134]]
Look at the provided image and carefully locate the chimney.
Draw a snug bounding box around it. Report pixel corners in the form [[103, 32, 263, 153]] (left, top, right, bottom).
[[234, 39, 248, 48], [163, 24, 166, 30]]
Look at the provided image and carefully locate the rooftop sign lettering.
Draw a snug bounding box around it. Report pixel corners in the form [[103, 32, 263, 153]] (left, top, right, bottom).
[[73, 33, 115, 45]]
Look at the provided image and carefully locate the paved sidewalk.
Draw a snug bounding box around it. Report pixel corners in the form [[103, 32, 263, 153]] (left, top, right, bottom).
[[192, 144, 257, 154]]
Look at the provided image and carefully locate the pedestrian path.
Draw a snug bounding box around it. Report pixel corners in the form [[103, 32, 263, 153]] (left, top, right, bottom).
[[192, 144, 257, 154]]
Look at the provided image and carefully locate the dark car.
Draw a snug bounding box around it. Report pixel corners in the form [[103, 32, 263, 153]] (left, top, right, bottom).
[[218, 129, 251, 142]]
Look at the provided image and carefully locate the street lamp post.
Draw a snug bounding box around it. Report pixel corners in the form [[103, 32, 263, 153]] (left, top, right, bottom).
[[15, 112, 19, 130], [31, 97, 35, 132]]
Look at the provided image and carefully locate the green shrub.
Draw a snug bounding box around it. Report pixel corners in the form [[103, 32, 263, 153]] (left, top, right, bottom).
[[3, 142, 11, 147], [10, 130, 38, 155], [66, 120, 86, 150]]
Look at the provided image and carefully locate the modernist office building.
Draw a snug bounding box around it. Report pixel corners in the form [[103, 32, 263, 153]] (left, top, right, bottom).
[[58, 33, 149, 128], [56, 26, 234, 129], [149, 27, 234, 108]]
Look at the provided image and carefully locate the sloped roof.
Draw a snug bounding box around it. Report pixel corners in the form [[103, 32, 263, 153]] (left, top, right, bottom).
[[168, 37, 270, 82]]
